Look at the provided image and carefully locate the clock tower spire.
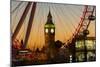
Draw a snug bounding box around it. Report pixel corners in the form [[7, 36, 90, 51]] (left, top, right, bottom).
[[44, 10, 55, 59]]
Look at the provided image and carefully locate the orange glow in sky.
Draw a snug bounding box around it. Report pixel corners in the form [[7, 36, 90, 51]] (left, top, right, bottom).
[[11, 1, 96, 50]]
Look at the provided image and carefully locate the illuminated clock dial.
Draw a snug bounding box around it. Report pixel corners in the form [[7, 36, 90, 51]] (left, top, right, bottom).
[[45, 29, 48, 33], [51, 28, 54, 33]]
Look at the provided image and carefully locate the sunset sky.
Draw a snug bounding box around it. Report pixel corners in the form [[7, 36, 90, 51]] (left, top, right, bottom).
[[11, 1, 96, 50]]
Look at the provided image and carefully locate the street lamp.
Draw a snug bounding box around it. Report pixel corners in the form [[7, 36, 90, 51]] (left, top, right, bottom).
[[83, 29, 89, 61]]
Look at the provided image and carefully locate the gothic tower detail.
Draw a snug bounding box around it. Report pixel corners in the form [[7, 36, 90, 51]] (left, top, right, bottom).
[[44, 10, 55, 59]]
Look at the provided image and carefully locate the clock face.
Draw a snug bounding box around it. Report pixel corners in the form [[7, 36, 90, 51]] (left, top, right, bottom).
[[51, 28, 54, 33], [45, 29, 48, 33]]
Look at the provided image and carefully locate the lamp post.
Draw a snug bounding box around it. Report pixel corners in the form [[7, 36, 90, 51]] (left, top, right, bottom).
[[83, 29, 89, 61]]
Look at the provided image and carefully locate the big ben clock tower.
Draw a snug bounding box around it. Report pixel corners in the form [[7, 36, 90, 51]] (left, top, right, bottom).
[[44, 10, 55, 59]]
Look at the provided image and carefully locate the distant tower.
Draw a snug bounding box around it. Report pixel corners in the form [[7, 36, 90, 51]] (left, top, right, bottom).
[[44, 10, 55, 59]]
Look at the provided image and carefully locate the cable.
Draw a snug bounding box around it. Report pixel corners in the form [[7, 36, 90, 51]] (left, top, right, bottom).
[[56, 4, 75, 35], [11, 2, 23, 13], [51, 4, 67, 42]]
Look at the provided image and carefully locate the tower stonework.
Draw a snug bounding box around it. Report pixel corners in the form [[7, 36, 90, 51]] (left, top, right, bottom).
[[44, 10, 55, 59]]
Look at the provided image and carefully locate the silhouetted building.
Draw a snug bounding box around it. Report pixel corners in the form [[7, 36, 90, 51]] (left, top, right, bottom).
[[44, 10, 55, 60]]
